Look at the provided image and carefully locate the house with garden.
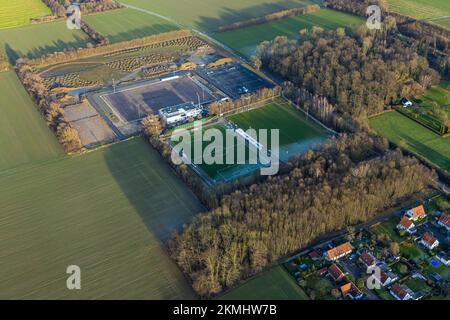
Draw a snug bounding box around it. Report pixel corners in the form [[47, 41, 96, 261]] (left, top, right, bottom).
[[420, 232, 439, 250]]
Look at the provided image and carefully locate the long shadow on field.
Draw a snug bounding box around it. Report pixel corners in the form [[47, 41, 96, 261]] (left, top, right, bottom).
[[397, 133, 449, 171], [195, 0, 311, 32], [105, 25, 178, 44], [103, 138, 205, 242], [3, 35, 89, 64]]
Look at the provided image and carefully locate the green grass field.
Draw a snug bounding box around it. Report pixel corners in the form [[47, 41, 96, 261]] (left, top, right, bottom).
[[84, 8, 179, 44], [388, 0, 450, 20], [0, 21, 90, 62], [0, 137, 203, 299], [214, 9, 364, 57], [228, 99, 328, 154], [0, 0, 51, 30], [121, 0, 315, 32], [419, 81, 450, 118], [0, 71, 63, 172], [369, 111, 450, 173], [219, 266, 308, 300], [177, 99, 328, 182]]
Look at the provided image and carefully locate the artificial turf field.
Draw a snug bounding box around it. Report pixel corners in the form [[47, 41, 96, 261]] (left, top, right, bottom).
[[0, 137, 203, 299], [0, 21, 90, 62], [179, 98, 328, 182], [219, 266, 308, 300], [214, 9, 364, 57], [84, 8, 179, 44], [120, 0, 314, 32], [0, 71, 63, 172], [369, 111, 449, 173], [228, 99, 328, 157], [0, 0, 51, 30]]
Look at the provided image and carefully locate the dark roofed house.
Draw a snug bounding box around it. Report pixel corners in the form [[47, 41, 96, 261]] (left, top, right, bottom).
[[390, 283, 413, 300], [438, 213, 450, 232], [358, 250, 376, 269], [328, 264, 345, 282], [308, 250, 320, 261]]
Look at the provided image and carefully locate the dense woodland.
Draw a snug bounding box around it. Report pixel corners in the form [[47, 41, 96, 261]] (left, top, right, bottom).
[[327, 0, 450, 75], [42, 0, 123, 17], [218, 5, 320, 32], [169, 134, 435, 297], [256, 27, 440, 128], [15, 59, 82, 153]]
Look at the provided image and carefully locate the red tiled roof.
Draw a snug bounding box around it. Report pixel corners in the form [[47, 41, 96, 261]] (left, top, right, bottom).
[[439, 213, 450, 228], [422, 232, 438, 247], [399, 216, 413, 229], [326, 242, 353, 260], [340, 282, 361, 297], [411, 205, 426, 219], [328, 264, 345, 282]]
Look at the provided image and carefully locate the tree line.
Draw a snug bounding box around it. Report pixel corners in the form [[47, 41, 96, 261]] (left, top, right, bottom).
[[169, 133, 435, 297], [26, 30, 193, 67], [255, 27, 440, 128], [15, 59, 82, 153], [217, 5, 320, 33], [42, 0, 123, 17]]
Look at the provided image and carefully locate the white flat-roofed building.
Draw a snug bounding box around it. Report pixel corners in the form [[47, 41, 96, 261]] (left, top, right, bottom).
[[159, 102, 202, 126]]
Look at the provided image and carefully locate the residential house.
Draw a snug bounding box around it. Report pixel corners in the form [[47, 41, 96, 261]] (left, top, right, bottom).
[[397, 216, 416, 234], [374, 269, 398, 288], [308, 250, 320, 261], [405, 205, 426, 221], [340, 282, 364, 300], [325, 242, 353, 261], [328, 264, 345, 283], [390, 283, 414, 301], [438, 213, 450, 232], [420, 232, 439, 250], [436, 251, 450, 266], [358, 250, 376, 271]]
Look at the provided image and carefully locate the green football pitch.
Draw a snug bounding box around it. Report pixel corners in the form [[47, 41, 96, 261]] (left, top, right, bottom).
[[174, 98, 329, 183]]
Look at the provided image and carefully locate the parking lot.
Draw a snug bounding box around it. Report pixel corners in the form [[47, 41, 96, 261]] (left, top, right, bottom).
[[197, 63, 274, 99]]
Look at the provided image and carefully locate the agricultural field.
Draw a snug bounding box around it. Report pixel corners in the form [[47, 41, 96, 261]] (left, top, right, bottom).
[[219, 266, 308, 300], [0, 0, 51, 30], [215, 9, 364, 57], [388, 0, 450, 21], [369, 111, 450, 173], [83, 9, 179, 44], [38, 34, 208, 88], [120, 0, 315, 32], [0, 21, 90, 62], [0, 137, 204, 299], [0, 71, 63, 172]]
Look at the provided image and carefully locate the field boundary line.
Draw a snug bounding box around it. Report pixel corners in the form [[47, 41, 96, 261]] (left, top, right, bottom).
[[280, 93, 338, 135]]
